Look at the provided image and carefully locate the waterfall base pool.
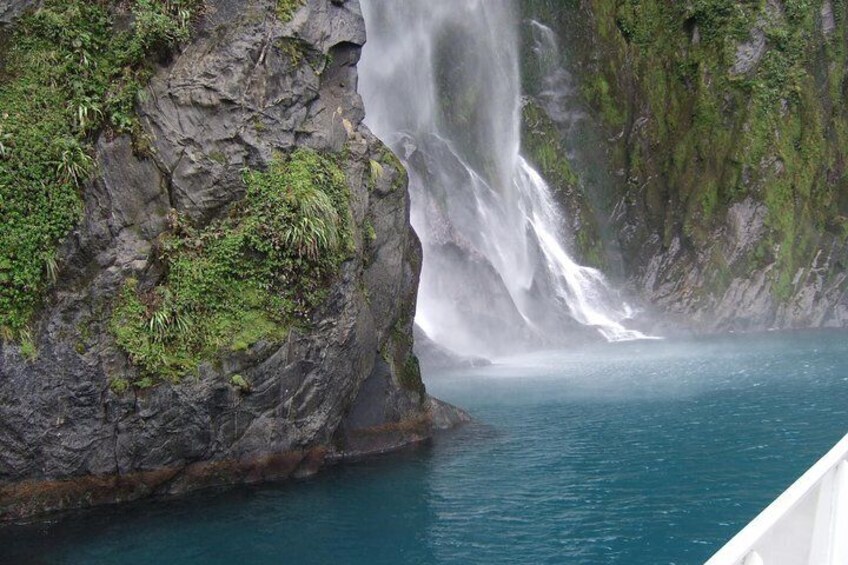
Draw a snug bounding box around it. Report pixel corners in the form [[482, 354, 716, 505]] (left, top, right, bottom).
[[2, 331, 848, 564]]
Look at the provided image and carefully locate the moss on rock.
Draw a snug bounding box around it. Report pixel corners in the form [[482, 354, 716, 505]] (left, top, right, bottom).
[[0, 0, 200, 339], [521, 100, 607, 268], [575, 0, 847, 300], [110, 149, 353, 384]]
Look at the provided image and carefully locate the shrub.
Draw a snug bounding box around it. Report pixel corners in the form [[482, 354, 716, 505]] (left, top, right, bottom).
[[230, 374, 251, 393], [111, 149, 353, 384], [0, 0, 201, 340], [276, 0, 305, 23]]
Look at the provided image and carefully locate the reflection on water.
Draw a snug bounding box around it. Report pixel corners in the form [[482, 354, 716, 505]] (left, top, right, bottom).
[[1, 331, 847, 564]]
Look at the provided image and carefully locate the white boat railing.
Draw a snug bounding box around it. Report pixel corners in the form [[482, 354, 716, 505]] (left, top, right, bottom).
[[706, 432, 848, 565]]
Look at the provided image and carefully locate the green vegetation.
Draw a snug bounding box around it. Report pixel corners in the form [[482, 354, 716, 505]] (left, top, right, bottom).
[[0, 0, 200, 340], [18, 329, 37, 361], [521, 101, 606, 268], [229, 374, 252, 393], [581, 0, 847, 298], [110, 149, 353, 383], [398, 354, 425, 396], [581, 74, 625, 129], [383, 315, 426, 397], [277, 37, 307, 67], [521, 102, 579, 189], [377, 147, 408, 192], [369, 159, 384, 188], [109, 377, 130, 394], [276, 0, 305, 23], [364, 220, 377, 243]]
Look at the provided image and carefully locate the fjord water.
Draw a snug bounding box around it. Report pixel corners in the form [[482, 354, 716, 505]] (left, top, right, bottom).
[[3, 331, 848, 564], [358, 0, 647, 359]]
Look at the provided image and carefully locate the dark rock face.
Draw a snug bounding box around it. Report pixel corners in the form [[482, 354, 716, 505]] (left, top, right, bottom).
[[413, 325, 491, 373], [0, 0, 36, 25], [0, 0, 466, 521]]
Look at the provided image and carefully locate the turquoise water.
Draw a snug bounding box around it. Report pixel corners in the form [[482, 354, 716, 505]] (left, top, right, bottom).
[[2, 331, 848, 564]]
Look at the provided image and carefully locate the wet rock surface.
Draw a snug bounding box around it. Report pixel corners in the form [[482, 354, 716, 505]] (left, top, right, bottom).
[[413, 326, 491, 373], [0, 0, 466, 521]]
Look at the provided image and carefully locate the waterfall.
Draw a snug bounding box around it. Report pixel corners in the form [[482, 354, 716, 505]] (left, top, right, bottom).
[[359, 0, 651, 358]]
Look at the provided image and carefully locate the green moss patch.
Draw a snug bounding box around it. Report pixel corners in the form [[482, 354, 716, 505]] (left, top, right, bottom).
[[398, 354, 425, 396], [276, 0, 305, 23], [0, 0, 200, 338], [110, 149, 353, 383], [521, 102, 579, 190], [580, 0, 847, 299], [521, 101, 606, 268]]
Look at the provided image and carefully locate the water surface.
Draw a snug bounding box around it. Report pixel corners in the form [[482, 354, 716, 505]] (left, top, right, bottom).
[[2, 331, 847, 564]]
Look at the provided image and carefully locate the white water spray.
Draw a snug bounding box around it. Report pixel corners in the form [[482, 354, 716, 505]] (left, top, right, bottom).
[[359, 0, 651, 358]]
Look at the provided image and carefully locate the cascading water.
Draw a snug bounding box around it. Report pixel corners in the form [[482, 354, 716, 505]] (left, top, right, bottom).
[[359, 0, 650, 358]]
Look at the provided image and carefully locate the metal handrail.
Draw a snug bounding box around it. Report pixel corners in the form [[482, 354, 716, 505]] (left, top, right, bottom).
[[706, 432, 848, 565]]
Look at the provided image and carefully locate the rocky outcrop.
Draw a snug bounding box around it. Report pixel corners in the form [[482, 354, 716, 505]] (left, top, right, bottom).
[[0, 0, 466, 521]]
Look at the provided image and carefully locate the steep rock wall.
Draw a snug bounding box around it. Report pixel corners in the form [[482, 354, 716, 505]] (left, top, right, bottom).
[[523, 0, 848, 332], [0, 0, 465, 521]]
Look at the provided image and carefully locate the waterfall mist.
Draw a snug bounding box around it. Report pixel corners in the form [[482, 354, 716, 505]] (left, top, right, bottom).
[[359, 0, 650, 358]]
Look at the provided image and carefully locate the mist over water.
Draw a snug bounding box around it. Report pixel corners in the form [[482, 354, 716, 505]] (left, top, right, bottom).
[[358, 0, 649, 359]]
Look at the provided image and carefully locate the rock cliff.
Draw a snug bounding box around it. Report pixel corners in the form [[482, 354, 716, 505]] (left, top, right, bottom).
[[522, 0, 848, 332], [0, 0, 466, 521], [5, 0, 844, 523]]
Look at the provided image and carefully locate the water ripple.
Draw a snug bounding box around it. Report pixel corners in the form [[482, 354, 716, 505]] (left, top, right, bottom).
[[1, 332, 847, 564]]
